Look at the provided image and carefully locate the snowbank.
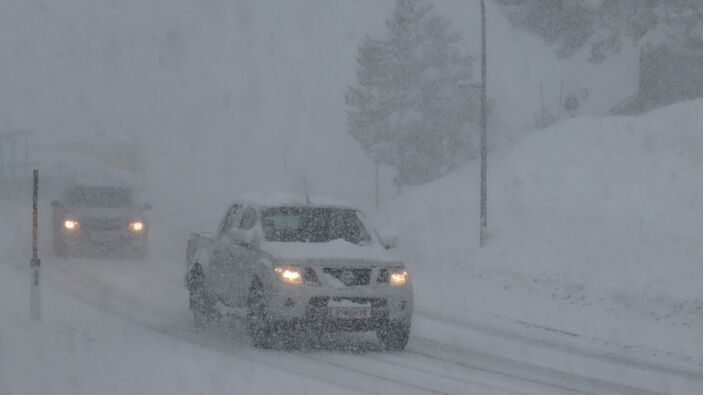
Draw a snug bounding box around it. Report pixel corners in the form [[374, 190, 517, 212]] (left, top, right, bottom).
[[376, 100, 702, 362]]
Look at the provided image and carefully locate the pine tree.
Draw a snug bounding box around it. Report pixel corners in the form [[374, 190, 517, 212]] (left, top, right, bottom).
[[495, 0, 702, 62], [346, 0, 478, 186]]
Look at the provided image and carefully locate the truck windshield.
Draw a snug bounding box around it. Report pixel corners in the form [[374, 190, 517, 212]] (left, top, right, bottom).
[[261, 207, 372, 245], [64, 186, 134, 208]]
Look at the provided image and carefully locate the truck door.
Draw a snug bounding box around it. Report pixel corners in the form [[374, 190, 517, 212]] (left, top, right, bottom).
[[210, 204, 241, 296], [223, 206, 257, 307]]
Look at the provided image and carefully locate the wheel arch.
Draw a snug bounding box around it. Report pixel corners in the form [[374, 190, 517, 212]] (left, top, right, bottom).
[[245, 257, 277, 301]]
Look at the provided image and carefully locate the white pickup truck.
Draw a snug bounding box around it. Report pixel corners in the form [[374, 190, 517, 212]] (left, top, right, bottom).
[[185, 195, 413, 350]]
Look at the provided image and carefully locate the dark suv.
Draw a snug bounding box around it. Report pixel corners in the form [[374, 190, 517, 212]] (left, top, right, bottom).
[[51, 185, 151, 258]]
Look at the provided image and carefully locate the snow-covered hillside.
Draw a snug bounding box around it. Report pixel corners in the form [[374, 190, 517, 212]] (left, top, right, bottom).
[[376, 99, 702, 363]]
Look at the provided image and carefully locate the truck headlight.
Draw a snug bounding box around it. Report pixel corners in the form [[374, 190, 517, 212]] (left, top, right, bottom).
[[129, 221, 145, 232], [390, 268, 408, 287], [274, 266, 303, 285], [64, 219, 79, 230]]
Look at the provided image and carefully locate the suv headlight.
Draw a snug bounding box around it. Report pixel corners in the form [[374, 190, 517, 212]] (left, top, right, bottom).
[[64, 219, 79, 230], [274, 266, 303, 285], [129, 221, 145, 232], [390, 267, 408, 287]]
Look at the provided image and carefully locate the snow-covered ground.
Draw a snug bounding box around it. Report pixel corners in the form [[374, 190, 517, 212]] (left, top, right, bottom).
[[375, 100, 702, 363], [1, 101, 701, 394]]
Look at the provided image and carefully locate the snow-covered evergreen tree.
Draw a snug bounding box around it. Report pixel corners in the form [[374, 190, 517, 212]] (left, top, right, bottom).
[[346, 0, 478, 185], [495, 0, 702, 62]]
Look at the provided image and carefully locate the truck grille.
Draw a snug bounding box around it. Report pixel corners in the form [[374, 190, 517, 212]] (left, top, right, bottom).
[[308, 296, 387, 309], [322, 267, 371, 286], [303, 267, 320, 285], [377, 268, 389, 284], [81, 218, 125, 231]]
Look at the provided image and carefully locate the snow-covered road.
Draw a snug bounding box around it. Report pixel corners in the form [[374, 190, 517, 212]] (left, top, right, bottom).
[[38, 253, 698, 395], [27, 207, 696, 395], [1, 202, 700, 395]]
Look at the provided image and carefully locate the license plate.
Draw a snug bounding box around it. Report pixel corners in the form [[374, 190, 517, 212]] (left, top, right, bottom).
[[329, 307, 371, 319]]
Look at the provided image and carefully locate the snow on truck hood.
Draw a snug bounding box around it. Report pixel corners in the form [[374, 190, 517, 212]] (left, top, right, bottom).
[[260, 239, 401, 266]]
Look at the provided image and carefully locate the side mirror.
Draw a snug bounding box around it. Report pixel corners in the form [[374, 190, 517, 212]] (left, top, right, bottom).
[[379, 232, 399, 250], [247, 232, 261, 250], [143, 202, 152, 211], [228, 230, 246, 245], [246, 227, 262, 250], [229, 228, 262, 249]]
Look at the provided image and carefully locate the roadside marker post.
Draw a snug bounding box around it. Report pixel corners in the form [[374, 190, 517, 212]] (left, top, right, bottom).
[[30, 169, 40, 321], [479, 0, 488, 247]]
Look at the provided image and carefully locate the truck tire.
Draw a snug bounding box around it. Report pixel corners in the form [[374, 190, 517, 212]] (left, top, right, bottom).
[[376, 321, 410, 351], [187, 264, 218, 328], [246, 279, 274, 349], [53, 230, 69, 258], [53, 232, 67, 258], [131, 242, 148, 260]]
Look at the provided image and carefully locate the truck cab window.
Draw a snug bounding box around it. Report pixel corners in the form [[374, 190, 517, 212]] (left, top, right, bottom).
[[239, 207, 257, 230], [219, 204, 240, 237]]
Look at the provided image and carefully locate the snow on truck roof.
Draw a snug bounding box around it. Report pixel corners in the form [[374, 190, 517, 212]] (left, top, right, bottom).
[[236, 193, 355, 209]]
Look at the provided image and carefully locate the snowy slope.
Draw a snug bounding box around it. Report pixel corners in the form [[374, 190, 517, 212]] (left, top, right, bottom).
[[375, 99, 702, 364]]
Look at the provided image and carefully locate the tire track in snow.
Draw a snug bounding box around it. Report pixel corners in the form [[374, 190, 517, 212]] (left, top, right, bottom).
[[40, 208, 699, 395], [44, 258, 509, 395], [45, 257, 673, 395], [404, 340, 657, 395], [415, 308, 701, 381]]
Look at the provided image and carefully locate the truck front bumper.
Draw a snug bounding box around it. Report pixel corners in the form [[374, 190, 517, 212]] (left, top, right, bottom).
[[59, 229, 147, 254], [264, 282, 413, 330]]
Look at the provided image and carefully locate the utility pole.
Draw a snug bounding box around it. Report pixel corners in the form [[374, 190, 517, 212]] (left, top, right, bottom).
[[375, 163, 380, 211], [30, 169, 41, 320], [479, 0, 488, 247], [558, 79, 564, 120], [540, 82, 546, 128], [303, 177, 311, 204]]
